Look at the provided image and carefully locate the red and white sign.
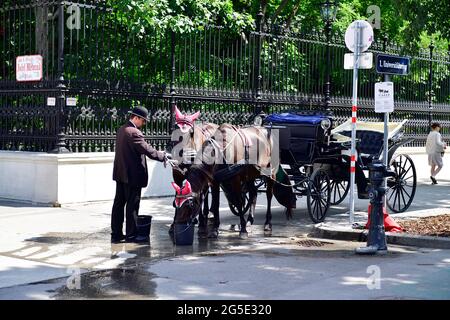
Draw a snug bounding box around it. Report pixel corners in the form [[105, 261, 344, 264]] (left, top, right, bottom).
[[16, 55, 43, 82]]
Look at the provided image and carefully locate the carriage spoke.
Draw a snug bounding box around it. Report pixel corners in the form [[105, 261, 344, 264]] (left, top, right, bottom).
[[319, 197, 327, 209], [400, 186, 412, 199], [400, 165, 412, 180], [316, 198, 323, 220], [393, 187, 399, 211], [313, 199, 320, 219], [388, 187, 396, 201], [399, 186, 407, 210]]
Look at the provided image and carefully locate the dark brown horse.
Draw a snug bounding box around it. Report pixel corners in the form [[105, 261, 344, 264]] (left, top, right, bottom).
[[170, 107, 220, 238], [173, 123, 296, 238]]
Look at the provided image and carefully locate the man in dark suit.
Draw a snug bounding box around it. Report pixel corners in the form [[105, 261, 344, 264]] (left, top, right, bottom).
[[111, 106, 168, 243]]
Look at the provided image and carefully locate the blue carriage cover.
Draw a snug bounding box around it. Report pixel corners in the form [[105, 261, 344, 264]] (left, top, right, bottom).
[[265, 112, 328, 125]]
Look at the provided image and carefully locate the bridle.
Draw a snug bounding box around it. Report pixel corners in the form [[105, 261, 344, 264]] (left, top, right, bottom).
[[173, 189, 203, 224]]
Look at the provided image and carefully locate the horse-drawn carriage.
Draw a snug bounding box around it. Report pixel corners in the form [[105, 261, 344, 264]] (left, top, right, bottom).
[[240, 111, 417, 223], [170, 108, 417, 238]]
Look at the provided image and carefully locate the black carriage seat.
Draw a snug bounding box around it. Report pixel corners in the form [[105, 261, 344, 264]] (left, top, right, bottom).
[[265, 113, 329, 164], [339, 130, 385, 163]]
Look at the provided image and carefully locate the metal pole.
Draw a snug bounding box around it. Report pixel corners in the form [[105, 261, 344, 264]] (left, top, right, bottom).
[[254, 7, 264, 116], [428, 42, 434, 128], [349, 21, 361, 224], [170, 31, 176, 132], [383, 74, 390, 208], [50, 1, 69, 153], [325, 19, 331, 112]]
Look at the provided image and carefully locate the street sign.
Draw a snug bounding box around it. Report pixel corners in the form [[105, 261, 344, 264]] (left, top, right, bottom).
[[375, 82, 394, 113], [344, 20, 374, 53], [376, 54, 410, 75], [16, 55, 43, 82], [344, 52, 373, 69]]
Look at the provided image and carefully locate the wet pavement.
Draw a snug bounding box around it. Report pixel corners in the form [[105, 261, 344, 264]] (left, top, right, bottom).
[[1, 185, 450, 299]]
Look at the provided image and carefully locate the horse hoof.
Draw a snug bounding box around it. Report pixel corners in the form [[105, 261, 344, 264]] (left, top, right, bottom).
[[208, 229, 219, 239], [246, 223, 252, 233], [239, 231, 248, 239], [229, 224, 238, 231], [263, 224, 272, 232], [198, 231, 207, 239]]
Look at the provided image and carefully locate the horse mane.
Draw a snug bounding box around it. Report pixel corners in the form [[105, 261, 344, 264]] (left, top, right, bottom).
[[185, 163, 213, 192]]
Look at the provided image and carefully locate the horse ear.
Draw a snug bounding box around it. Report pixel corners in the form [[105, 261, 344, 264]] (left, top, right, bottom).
[[182, 180, 192, 195], [174, 105, 183, 123], [171, 182, 181, 193], [190, 111, 200, 122]]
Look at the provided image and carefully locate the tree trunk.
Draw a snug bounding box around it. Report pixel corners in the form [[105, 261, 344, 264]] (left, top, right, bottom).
[[286, 1, 302, 29], [271, 0, 291, 23], [35, 1, 48, 64]]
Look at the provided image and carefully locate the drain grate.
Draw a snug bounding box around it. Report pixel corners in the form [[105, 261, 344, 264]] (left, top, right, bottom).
[[296, 239, 332, 247]]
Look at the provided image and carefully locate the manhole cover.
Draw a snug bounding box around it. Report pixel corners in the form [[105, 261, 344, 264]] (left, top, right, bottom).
[[296, 239, 332, 247]]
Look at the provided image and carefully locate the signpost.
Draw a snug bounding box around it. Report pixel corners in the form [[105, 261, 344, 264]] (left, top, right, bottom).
[[375, 53, 409, 207], [374, 82, 394, 113], [344, 20, 374, 224], [376, 54, 410, 76], [344, 52, 373, 70], [16, 55, 43, 82]]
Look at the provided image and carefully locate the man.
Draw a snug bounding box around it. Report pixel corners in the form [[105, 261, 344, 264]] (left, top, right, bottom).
[[111, 106, 168, 243], [426, 122, 446, 184]]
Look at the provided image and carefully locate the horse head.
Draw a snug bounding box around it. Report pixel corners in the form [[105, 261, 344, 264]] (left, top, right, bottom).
[[174, 105, 200, 134], [171, 180, 202, 223]]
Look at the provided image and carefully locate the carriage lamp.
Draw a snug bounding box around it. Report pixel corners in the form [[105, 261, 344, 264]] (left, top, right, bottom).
[[253, 111, 267, 126], [254, 115, 263, 126], [320, 118, 332, 131]]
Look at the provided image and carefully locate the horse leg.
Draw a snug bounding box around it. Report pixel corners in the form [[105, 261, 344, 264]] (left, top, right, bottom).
[[246, 181, 258, 233], [239, 213, 248, 238], [208, 182, 220, 239], [197, 190, 208, 238], [264, 178, 274, 234]]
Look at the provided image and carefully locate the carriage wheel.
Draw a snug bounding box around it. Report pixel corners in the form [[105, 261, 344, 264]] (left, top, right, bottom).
[[329, 179, 350, 205], [228, 185, 251, 216], [307, 169, 331, 223], [386, 154, 417, 213], [254, 177, 265, 189]]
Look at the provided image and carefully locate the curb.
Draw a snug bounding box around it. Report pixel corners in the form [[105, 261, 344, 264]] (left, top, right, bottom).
[[312, 224, 450, 249]]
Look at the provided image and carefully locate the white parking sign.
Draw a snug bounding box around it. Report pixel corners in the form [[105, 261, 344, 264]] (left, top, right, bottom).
[[375, 82, 394, 113]]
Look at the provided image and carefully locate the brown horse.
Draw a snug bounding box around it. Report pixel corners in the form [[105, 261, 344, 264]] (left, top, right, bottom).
[[173, 123, 296, 238], [170, 107, 220, 238]]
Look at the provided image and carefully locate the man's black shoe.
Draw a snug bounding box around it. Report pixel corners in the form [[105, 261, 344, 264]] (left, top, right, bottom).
[[125, 236, 137, 243], [431, 176, 437, 184], [111, 234, 126, 243], [134, 235, 150, 243]]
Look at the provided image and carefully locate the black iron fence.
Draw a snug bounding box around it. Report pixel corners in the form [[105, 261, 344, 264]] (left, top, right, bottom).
[[1, 0, 449, 152]]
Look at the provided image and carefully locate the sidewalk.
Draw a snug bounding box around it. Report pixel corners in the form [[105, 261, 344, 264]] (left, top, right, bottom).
[[0, 150, 449, 299], [312, 150, 450, 249]]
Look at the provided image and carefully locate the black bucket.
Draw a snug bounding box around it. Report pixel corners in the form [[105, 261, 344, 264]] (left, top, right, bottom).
[[173, 222, 194, 245], [136, 215, 152, 242]]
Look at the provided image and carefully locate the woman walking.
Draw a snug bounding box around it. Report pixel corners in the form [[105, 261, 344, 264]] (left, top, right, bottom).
[[426, 122, 446, 184]]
